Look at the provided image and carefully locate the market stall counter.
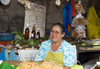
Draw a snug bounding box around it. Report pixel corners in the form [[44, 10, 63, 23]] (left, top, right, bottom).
[[4, 60, 22, 66]]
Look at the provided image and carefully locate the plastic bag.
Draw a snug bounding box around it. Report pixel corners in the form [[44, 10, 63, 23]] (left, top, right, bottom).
[[75, 1, 85, 14], [87, 6, 100, 40], [72, 26, 86, 38], [77, 8, 86, 14], [0, 47, 5, 61], [5, 50, 10, 61], [71, 13, 88, 28], [18, 50, 38, 62], [9, 49, 19, 61], [75, 1, 82, 11]]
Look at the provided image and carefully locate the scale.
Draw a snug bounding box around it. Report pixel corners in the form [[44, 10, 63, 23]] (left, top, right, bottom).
[[0, 0, 11, 33], [0, 0, 16, 41]]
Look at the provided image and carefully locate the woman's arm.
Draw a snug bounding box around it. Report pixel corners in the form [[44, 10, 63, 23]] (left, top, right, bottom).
[[62, 41, 76, 69], [64, 66, 71, 69]]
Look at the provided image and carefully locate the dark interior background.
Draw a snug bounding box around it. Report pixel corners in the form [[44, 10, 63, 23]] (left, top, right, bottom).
[[0, 0, 99, 34]]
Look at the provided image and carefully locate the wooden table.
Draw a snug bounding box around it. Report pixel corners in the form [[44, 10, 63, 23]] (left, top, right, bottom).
[[78, 48, 100, 64], [4, 61, 22, 66], [79, 48, 100, 53]]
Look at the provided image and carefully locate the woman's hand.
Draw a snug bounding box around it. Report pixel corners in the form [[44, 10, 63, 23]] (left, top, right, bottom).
[[64, 66, 71, 69]]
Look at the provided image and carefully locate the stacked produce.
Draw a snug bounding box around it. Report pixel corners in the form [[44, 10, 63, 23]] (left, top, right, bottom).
[[71, 0, 88, 39], [20, 61, 40, 69], [0, 60, 84, 69], [16, 61, 66, 69], [11, 31, 49, 48]]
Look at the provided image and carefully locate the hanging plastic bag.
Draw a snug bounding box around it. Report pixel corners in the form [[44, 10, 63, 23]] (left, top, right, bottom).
[[87, 6, 100, 40], [9, 49, 19, 61], [75, 1, 82, 11], [77, 8, 86, 14], [75, 1, 86, 14], [71, 13, 88, 28], [72, 25, 86, 38], [18, 50, 38, 62]]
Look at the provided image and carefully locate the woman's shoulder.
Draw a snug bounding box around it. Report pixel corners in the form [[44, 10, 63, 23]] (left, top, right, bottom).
[[62, 40, 71, 45], [40, 39, 52, 47], [40, 39, 51, 50], [61, 40, 74, 51]]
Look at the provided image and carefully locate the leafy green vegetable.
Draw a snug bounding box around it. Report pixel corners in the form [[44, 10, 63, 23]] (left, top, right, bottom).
[[11, 31, 25, 46], [36, 40, 41, 46], [28, 39, 35, 46], [40, 35, 49, 40], [13, 39, 21, 46], [71, 43, 76, 45], [78, 42, 85, 46], [0, 62, 16, 69]]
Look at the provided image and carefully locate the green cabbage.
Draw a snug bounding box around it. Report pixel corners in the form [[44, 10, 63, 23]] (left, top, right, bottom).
[[15, 65, 21, 69], [92, 41, 100, 48], [28, 39, 35, 46], [71, 65, 84, 69], [0, 62, 16, 69]]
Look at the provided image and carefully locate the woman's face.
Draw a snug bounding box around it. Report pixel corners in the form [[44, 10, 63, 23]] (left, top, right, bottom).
[[50, 25, 65, 43]]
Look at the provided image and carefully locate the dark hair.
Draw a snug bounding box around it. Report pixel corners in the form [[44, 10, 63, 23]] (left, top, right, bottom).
[[50, 23, 65, 34]]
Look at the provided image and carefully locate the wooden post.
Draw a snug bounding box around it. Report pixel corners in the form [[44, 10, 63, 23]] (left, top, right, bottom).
[[76, 38, 79, 60]]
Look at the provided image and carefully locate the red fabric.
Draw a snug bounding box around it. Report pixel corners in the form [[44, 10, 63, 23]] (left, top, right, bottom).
[[68, 24, 70, 31], [70, 1, 76, 18]]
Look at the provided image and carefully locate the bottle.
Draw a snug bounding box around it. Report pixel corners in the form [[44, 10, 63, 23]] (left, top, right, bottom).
[[31, 24, 36, 39], [95, 62, 100, 69], [25, 27, 29, 40], [36, 28, 40, 40]]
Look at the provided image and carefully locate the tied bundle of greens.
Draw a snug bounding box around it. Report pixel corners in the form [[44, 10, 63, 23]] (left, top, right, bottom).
[[11, 31, 25, 47]]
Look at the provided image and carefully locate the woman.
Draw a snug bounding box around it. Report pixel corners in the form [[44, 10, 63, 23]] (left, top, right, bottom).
[[34, 23, 76, 69]]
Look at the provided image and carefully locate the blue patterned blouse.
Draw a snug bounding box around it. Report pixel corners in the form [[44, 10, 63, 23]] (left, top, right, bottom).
[[34, 39, 76, 67]]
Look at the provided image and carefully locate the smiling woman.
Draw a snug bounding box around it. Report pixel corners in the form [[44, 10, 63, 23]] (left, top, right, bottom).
[[34, 23, 76, 69], [50, 23, 65, 43]]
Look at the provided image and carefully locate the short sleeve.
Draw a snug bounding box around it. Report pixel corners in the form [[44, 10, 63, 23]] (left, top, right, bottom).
[[62, 41, 76, 67], [34, 40, 51, 61], [34, 42, 44, 61]]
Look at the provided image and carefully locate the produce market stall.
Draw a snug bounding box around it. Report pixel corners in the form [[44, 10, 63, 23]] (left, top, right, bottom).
[[1, 0, 100, 69]]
